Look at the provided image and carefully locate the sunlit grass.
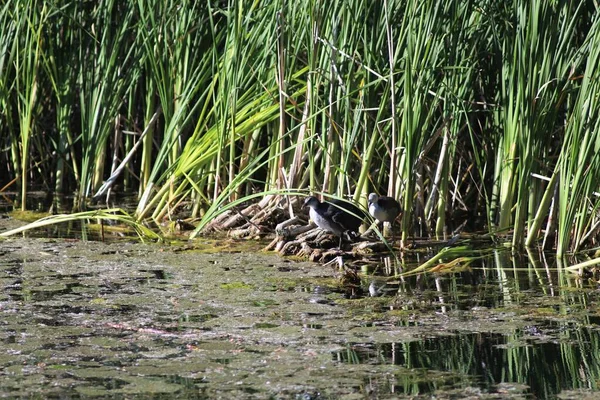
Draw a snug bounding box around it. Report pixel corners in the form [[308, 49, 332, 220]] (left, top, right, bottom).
[[0, 208, 161, 242]]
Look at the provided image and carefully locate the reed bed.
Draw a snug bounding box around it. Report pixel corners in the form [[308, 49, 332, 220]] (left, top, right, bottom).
[[1, 0, 599, 256]]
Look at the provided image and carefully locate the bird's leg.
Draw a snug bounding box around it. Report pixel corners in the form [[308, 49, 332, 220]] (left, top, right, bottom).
[[383, 221, 394, 239], [376, 221, 384, 238]]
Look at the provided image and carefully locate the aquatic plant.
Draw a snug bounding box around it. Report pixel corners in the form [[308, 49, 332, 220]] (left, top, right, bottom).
[[1, 0, 599, 255], [0, 208, 161, 242]]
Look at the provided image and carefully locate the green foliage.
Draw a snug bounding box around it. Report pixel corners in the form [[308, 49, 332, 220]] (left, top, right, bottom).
[[1, 0, 600, 255], [0, 208, 161, 242]]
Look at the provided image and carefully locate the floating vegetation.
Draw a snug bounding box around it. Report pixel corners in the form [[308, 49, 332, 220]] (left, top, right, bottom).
[[1, 236, 600, 398]]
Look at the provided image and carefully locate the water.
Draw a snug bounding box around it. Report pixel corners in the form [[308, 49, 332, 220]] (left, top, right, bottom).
[[334, 329, 598, 398], [2, 212, 600, 398]]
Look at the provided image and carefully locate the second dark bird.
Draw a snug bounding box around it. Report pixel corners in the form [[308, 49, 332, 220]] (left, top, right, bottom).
[[368, 193, 401, 226]]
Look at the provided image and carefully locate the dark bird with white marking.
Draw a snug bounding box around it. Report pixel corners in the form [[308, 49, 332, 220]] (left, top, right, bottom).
[[303, 196, 364, 247]]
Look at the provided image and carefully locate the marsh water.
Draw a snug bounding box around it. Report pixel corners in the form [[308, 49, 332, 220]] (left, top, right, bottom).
[[2, 213, 600, 398]]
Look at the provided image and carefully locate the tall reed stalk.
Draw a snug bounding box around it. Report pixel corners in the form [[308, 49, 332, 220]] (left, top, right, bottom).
[[13, 1, 47, 210], [1, 0, 600, 256], [0, 1, 18, 187], [556, 16, 600, 255]]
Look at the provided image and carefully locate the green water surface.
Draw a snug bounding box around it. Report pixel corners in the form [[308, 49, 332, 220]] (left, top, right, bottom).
[[0, 230, 600, 399]]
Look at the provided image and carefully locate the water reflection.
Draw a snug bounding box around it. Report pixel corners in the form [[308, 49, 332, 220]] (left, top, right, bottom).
[[333, 326, 600, 398], [363, 250, 600, 314], [337, 250, 600, 397]]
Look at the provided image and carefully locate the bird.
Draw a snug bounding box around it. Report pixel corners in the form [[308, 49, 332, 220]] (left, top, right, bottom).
[[303, 196, 364, 247], [368, 193, 401, 234]]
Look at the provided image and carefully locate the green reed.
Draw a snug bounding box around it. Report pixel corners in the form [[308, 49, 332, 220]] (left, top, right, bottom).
[[1, 0, 600, 256]]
